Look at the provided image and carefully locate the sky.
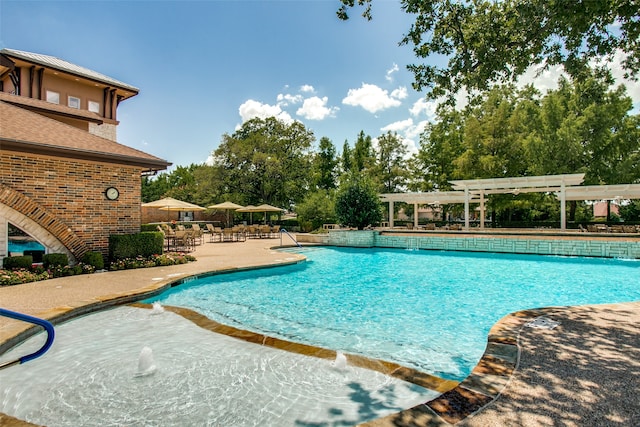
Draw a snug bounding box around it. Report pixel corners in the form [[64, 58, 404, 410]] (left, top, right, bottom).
[[1, 0, 639, 171]]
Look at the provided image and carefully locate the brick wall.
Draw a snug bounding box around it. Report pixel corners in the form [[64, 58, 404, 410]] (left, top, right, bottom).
[[0, 151, 143, 257]]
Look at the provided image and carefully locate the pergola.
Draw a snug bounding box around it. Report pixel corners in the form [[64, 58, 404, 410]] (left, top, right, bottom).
[[380, 173, 640, 230]]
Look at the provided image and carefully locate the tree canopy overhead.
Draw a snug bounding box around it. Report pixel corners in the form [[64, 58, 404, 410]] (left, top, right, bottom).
[[338, 0, 639, 100]]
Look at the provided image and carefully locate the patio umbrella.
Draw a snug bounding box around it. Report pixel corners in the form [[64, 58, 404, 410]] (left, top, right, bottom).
[[255, 203, 284, 224], [236, 205, 258, 224], [142, 197, 206, 221], [207, 201, 244, 227]]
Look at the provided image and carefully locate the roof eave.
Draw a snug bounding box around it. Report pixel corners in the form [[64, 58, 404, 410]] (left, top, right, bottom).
[[1, 138, 171, 172]]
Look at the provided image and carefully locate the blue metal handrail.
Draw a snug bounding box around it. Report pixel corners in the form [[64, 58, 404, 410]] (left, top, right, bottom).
[[280, 228, 302, 247], [0, 308, 55, 370]]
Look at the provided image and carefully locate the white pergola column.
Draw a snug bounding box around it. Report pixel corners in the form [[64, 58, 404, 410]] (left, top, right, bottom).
[[560, 182, 566, 230], [464, 187, 470, 230], [480, 191, 485, 229], [388, 201, 394, 228], [414, 203, 418, 228]]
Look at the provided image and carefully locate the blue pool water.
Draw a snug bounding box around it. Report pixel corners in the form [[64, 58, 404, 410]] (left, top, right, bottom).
[[8, 240, 45, 253], [146, 247, 640, 380]]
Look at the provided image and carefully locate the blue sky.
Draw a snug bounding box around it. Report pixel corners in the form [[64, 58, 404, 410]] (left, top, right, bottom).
[[2, 0, 638, 171]]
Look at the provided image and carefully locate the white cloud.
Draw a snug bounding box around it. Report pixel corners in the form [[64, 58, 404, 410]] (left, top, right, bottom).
[[377, 118, 427, 157], [391, 86, 408, 100], [516, 64, 565, 94], [300, 84, 315, 93], [516, 51, 639, 109], [410, 98, 438, 119], [296, 96, 339, 120], [238, 99, 293, 124], [276, 93, 303, 106], [386, 63, 399, 82], [342, 83, 405, 113], [381, 118, 413, 133]]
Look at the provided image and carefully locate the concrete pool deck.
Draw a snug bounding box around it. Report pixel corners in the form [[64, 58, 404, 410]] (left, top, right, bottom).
[[1, 239, 639, 426]]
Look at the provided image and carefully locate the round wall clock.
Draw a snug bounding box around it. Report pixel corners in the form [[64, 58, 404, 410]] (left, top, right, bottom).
[[105, 187, 120, 200]]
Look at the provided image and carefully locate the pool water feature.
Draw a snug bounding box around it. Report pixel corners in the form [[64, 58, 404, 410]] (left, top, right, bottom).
[[147, 247, 640, 380], [0, 306, 433, 426]]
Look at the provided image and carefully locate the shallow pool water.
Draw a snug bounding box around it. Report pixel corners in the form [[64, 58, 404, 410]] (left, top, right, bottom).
[[0, 306, 433, 427], [147, 247, 640, 380]]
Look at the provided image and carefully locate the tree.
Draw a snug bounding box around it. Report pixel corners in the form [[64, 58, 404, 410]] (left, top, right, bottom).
[[209, 117, 314, 208], [312, 137, 339, 190], [341, 140, 352, 174], [335, 173, 383, 229], [352, 130, 375, 173], [296, 189, 337, 232], [338, 0, 639, 100], [372, 131, 408, 193]]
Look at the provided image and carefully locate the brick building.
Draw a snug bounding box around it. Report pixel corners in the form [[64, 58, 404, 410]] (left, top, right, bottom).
[[0, 48, 170, 264]]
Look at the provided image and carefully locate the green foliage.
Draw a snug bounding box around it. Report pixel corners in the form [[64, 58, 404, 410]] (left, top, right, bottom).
[[43, 253, 68, 269], [209, 117, 314, 208], [619, 201, 640, 222], [338, 0, 639, 101], [372, 131, 409, 193], [312, 137, 339, 190], [108, 253, 196, 271], [335, 174, 383, 229], [296, 190, 337, 232], [3, 255, 33, 270], [81, 251, 104, 270], [0, 269, 50, 286], [109, 232, 164, 261]]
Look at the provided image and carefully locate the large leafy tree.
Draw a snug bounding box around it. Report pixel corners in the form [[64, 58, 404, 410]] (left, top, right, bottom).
[[335, 173, 383, 229], [312, 137, 339, 190], [209, 117, 314, 208], [372, 131, 409, 193], [338, 0, 639, 100]]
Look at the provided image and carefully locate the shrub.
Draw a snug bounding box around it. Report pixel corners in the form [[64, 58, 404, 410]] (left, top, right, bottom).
[[3, 255, 33, 270], [109, 232, 164, 260], [43, 253, 69, 269], [0, 269, 50, 286], [81, 251, 104, 270], [335, 173, 383, 230]]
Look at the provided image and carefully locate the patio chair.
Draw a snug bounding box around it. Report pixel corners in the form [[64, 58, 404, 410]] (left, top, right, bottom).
[[190, 224, 204, 245], [172, 230, 193, 252], [206, 223, 221, 242]]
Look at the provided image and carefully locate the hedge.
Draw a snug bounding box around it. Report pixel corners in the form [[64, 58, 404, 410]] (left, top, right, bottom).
[[109, 232, 164, 260]]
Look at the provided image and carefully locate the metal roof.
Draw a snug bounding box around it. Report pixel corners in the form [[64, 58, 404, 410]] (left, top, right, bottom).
[[1, 48, 139, 93]]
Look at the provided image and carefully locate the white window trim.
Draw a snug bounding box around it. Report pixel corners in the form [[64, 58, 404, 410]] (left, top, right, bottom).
[[68, 96, 81, 109], [46, 90, 60, 104], [88, 100, 100, 113]]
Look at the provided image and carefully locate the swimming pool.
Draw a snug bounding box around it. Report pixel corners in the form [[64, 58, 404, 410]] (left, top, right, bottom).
[[7, 239, 45, 254], [0, 306, 434, 426], [146, 247, 640, 380]]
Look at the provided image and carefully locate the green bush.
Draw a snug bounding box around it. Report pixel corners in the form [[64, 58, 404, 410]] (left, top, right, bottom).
[[3, 255, 33, 270], [43, 253, 69, 269], [109, 232, 164, 260], [81, 251, 104, 270], [335, 173, 382, 230]]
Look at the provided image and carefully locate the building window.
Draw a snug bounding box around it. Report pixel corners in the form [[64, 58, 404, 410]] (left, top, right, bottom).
[[68, 96, 81, 109], [46, 90, 60, 104], [88, 100, 100, 113]]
